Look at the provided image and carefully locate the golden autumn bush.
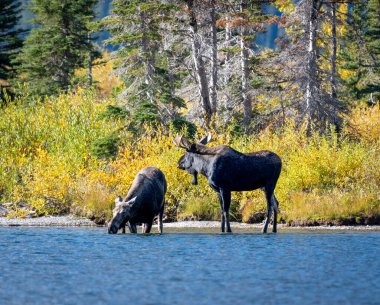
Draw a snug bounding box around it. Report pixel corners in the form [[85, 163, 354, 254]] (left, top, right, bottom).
[[0, 88, 117, 217], [75, 53, 121, 98], [0, 88, 379, 224]]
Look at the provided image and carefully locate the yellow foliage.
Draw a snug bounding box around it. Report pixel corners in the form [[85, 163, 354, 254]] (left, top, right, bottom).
[[7, 208, 30, 219], [347, 103, 380, 144], [0, 89, 118, 216], [339, 68, 356, 80], [0, 88, 379, 224], [92, 57, 121, 97], [275, 0, 295, 13], [284, 190, 380, 224], [76, 53, 121, 97]]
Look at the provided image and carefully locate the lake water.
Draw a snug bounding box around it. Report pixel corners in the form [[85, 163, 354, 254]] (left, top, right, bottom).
[[0, 227, 379, 305]]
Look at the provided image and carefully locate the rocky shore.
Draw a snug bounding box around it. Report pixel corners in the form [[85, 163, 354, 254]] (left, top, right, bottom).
[[0, 215, 98, 227], [164, 221, 380, 231], [0, 216, 380, 231]]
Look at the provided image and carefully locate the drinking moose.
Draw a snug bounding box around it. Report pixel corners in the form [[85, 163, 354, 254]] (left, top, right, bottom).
[[108, 167, 167, 234]]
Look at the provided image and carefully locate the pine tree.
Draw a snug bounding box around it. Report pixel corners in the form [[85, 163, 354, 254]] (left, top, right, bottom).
[[340, 0, 380, 103], [367, 0, 380, 54], [217, 0, 281, 130], [15, 0, 98, 96], [102, 0, 186, 131], [176, 0, 269, 129], [266, 0, 348, 131], [0, 0, 24, 90], [364, 0, 380, 102]]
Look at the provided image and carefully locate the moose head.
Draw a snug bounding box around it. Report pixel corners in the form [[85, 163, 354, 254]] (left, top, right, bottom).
[[173, 133, 212, 185], [108, 196, 136, 234]]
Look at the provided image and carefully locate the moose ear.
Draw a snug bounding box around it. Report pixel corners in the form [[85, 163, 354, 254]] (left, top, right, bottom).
[[173, 135, 192, 150], [198, 133, 212, 145], [189, 143, 197, 153], [127, 196, 137, 205], [115, 196, 123, 207]]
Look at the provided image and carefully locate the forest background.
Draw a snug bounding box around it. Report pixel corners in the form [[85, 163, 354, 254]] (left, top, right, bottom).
[[0, 0, 379, 225]]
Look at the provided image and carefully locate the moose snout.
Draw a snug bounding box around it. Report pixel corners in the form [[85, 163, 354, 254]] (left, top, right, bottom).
[[108, 224, 118, 234]]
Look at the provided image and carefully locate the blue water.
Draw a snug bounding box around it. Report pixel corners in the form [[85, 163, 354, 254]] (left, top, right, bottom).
[[0, 228, 379, 305]]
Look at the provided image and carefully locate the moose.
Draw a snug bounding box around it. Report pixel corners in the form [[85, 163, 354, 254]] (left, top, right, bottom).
[[173, 134, 282, 233], [108, 167, 167, 234]]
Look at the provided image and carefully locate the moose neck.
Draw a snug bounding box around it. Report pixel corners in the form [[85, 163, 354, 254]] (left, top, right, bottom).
[[191, 153, 212, 178], [117, 205, 131, 226]]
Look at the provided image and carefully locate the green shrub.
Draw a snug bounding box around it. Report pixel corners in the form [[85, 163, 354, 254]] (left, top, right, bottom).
[[170, 117, 197, 139], [91, 133, 119, 160]]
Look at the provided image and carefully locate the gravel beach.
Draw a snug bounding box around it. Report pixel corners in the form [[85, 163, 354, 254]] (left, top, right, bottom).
[[166, 221, 380, 231], [0, 215, 98, 227], [0, 216, 380, 231]]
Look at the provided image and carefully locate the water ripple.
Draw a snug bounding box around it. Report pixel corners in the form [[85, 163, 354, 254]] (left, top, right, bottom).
[[0, 228, 379, 305]]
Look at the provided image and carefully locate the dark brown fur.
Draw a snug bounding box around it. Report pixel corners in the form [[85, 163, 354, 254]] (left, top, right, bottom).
[[174, 135, 282, 233], [108, 167, 167, 234]]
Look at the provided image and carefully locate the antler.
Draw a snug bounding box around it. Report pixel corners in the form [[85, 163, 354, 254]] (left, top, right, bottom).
[[198, 132, 212, 145], [172, 135, 192, 150]]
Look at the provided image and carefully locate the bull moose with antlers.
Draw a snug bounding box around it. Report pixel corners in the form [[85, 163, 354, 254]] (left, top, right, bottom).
[[173, 134, 282, 233]]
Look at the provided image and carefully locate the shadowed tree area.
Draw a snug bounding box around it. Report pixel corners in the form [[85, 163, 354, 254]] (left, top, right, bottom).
[[0, 0, 25, 101], [14, 0, 99, 95]]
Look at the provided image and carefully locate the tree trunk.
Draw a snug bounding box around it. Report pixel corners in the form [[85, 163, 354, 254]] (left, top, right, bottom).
[[223, 15, 233, 123], [87, 34, 93, 87], [209, 0, 218, 114], [240, 0, 252, 128], [163, 32, 177, 118], [139, 6, 155, 104], [87, 54, 92, 87], [331, 0, 337, 100], [305, 0, 320, 126], [186, 0, 212, 125]]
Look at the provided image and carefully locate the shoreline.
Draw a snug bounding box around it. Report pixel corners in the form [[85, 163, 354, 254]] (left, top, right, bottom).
[[0, 216, 380, 231], [0, 215, 98, 227]]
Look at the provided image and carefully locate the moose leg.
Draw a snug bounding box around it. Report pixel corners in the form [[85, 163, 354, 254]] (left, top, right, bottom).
[[271, 195, 280, 233], [143, 221, 153, 234], [129, 222, 137, 234], [262, 187, 274, 234], [221, 190, 232, 233], [158, 208, 164, 234], [217, 193, 226, 232]]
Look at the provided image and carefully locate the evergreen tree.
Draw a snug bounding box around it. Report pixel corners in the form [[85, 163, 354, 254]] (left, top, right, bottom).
[[102, 0, 186, 131], [172, 0, 269, 129], [237, 0, 266, 129], [340, 0, 380, 103], [0, 0, 24, 91], [367, 0, 380, 54], [266, 0, 348, 131], [200, 0, 283, 131], [15, 0, 98, 96], [363, 0, 380, 102]]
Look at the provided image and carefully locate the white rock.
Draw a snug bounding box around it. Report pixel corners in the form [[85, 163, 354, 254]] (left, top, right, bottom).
[[0, 205, 9, 217]]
